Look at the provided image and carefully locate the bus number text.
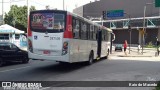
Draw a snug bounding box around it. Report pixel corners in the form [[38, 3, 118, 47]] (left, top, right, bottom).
[[50, 37, 61, 40]]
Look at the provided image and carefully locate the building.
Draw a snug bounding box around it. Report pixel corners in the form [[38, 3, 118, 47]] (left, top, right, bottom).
[[0, 24, 27, 48], [73, 0, 160, 45]]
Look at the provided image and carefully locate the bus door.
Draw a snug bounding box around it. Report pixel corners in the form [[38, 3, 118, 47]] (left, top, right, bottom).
[[97, 30, 102, 58]]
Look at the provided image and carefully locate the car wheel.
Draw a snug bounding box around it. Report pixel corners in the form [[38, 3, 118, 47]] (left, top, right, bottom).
[[0, 58, 3, 67], [22, 56, 29, 63]]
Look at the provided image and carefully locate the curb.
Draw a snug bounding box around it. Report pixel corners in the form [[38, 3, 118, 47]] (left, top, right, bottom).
[[118, 55, 153, 57]]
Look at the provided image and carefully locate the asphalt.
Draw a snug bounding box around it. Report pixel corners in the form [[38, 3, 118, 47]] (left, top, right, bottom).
[[0, 47, 159, 90]]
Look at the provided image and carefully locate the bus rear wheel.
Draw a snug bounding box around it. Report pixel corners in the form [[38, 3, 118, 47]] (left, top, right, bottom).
[[105, 49, 110, 59], [87, 51, 94, 65]]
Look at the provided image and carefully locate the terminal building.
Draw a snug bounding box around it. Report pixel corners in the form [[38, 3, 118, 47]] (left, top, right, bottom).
[[73, 0, 160, 45]]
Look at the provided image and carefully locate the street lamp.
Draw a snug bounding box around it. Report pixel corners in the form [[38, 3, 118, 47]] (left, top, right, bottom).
[[124, 12, 131, 54], [63, 0, 64, 10], [143, 2, 155, 55]]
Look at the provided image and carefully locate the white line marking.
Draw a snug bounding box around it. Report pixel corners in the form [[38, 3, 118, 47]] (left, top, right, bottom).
[[40, 87, 51, 90], [0, 66, 31, 73]]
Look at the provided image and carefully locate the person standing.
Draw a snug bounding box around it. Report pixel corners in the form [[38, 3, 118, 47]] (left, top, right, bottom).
[[138, 43, 141, 54], [124, 40, 128, 55]]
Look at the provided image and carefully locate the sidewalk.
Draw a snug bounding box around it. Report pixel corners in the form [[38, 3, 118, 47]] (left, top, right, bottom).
[[112, 47, 160, 57]]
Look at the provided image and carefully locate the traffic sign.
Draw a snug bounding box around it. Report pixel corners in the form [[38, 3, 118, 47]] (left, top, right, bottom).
[[155, 0, 160, 7], [107, 10, 124, 18]]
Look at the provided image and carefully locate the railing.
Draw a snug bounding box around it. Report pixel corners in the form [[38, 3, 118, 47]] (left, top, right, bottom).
[[93, 16, 160, 29]]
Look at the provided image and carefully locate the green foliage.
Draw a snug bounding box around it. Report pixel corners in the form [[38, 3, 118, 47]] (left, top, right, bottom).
[[155, 82, 160, 90], [4, 5, 36, 33], [145, 41, 156, 48]]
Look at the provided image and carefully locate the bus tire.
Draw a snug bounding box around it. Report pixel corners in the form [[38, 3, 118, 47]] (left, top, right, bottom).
[[87, 51, 94, 65], [105, 49, 110, 59], [22, 56, 29, 63]]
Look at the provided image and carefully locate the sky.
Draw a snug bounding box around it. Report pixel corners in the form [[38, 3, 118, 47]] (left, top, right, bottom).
[[0, 0, 95, 15]]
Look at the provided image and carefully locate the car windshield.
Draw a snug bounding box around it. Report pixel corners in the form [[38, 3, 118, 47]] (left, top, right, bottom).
[[116, 44, 122, 47]]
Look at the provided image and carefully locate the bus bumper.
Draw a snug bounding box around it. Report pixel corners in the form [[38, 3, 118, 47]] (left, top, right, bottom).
[[28, 52, 70, 62]]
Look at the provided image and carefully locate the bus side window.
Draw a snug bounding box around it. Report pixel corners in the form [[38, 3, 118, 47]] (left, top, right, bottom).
[[90, 25, 94, 40], [104, 30, 110, 42], [93, 26, 98, 40], [107, 31, 111, 42], [87, 24, 90, 40], [104, 30, 107, 41], [80, 22, 87, 40], [72, 18, 80, 39]]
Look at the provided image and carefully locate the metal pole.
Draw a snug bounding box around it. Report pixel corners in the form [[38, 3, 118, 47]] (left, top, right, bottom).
[[101, 16, 103, 26], [142, 6, 146, 55], [27, 0, 29, 16], [10, 0, 11, 8], [2, 0, 4, 24], [27, 0, 29, 28], [129, 28, 131, 54], [63, 0, 64, 10], [142, 2, 155, 54], [128, 14, 131, 54]]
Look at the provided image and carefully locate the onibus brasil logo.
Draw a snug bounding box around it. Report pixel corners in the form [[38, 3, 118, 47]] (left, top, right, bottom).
[[2, 82, 42, 90]]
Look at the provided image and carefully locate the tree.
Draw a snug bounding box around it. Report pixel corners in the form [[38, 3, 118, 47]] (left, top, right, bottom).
[[4, 5, 36, 33]]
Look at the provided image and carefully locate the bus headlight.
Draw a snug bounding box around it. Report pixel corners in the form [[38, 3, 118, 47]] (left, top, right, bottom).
[[62, 42, 68, 55], [28, 39, 33, 53]]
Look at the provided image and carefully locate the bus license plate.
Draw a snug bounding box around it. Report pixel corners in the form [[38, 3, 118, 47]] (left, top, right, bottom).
[[43, 50, 50, 54]]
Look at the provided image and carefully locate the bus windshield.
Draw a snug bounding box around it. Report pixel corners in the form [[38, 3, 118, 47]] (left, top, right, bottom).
[[30, 12, 65, 32]]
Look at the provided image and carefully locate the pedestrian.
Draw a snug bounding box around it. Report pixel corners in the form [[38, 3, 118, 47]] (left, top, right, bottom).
[[123, 40, 128, 55], [157, 41, 160, 56], [138, 43, 141, 54]]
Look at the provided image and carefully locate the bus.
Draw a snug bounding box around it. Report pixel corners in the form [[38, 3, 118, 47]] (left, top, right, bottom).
[[28, 10, 114, 65]]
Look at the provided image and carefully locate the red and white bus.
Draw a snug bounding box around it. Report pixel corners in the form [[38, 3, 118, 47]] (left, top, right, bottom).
[[28, 10, 113, 65]]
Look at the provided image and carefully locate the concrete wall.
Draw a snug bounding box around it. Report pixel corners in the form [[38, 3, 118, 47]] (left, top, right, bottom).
[[113, 29, 139, 44], [145, 28, 158, 45], [74, 0, 159, 19], [113, 28, 158, 45], [73, 6, 83, 16]]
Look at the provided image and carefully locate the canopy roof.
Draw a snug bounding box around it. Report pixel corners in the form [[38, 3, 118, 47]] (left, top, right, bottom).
[[0, 24, 24, 34]]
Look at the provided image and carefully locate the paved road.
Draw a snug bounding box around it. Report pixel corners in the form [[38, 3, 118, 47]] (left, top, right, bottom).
[[0, 51, 160, 90]]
